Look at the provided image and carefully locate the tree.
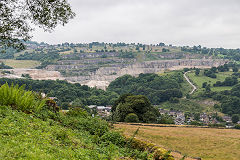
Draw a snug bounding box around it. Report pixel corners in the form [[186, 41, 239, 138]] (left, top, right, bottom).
[[202, 82, 207, 88], [112, 94, 159, 123], [195, 68, 200, 76], [0, 0, 75, 49], [232, 114, 239, 123], [233, 67, 238, 72], [124, 113, 139, 123]]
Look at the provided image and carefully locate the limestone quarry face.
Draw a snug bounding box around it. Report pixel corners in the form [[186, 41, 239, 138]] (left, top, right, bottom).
[[55, 59, 228, 90], [0, 59, 227, 90], [0, 69, 64, 80]]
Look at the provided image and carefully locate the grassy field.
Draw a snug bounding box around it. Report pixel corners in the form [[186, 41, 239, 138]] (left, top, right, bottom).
[[161, 99, 204, 113], [115, 123, 240, 160], [1, 59, 40, 68], [187, 71, 235, 92]]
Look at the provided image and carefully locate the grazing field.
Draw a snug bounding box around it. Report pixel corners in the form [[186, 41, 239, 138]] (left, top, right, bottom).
[[0, 59, 40, 68], [115, 123, 240, 160], [187, 71, 235, 91]]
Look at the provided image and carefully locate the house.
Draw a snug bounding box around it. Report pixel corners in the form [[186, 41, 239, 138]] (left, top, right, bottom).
[[159, 109, 168, 115], [222, 116, 232, 123], [200, 113, 210, 124], [88, 105, 97, 109], [174, 114, 185, 125]]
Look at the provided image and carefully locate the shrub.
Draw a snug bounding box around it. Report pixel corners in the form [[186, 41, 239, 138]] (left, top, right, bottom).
[[0, 83, 45, 113], [235, 124, 240, 129], [125, 113, 139, 123], [66, 107, 89, 118], [100, 131, 126, 147]]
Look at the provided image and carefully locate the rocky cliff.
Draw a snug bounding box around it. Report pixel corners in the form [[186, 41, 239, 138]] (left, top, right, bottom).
[[58, 59, 227, 90]]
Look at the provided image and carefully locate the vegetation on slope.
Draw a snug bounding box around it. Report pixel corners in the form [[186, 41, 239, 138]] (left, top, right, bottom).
[[0, 83, 174, 160], [0, 78, 119, 108], [108, 72, 184, 105]]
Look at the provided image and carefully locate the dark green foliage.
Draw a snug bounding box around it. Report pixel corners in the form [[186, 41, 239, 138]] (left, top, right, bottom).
[[108, 72, 183, 104], [190, 121, 203, 126], [221, 97, 240, 115], [157, 114, 174, 124], [169, 97, 179, 103], [202, 82, 208, 88], [16, 51, 60, 61], [231, 84, 240, 97], [0, 0, 75, 49], [183, 68, 190, 72], [125, 113, 139, 123], [235, 124, 240, 129], [119, 52, 135, 58], [162, 48, 170, 52], [232, 114, 239, 123], [233, 67, 238, 72], [208, 123, 225, 128], [195, 68, 200, 75], [0, 48, 17, 59], [217, 64, 229, 72], [213, 76, 238, 87], [0, 62, 13, 69], [211, 84, 240, 115], [204, 69, 216, 78], [113, 94, 159, 123], [0, 78, 118, 107]]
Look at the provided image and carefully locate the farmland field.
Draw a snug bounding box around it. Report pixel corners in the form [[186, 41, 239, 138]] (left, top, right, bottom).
[[115, 123, 240, 160], [0, 59, 40, 68], [187, 71, 235, 92]]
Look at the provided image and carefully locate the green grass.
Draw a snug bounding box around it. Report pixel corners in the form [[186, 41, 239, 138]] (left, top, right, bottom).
[[160, 99, 204, 113], [187, 71, 236, 92], [0, 84, 153, 160], [0, 106, 114, 159], [1, 59, 40, 68]]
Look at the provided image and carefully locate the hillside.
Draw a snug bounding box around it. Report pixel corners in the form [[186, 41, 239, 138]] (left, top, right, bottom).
[[0, 42, 229, 90], [0, 83, 174, 160]]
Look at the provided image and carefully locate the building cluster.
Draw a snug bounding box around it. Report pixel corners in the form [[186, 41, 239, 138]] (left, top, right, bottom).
[[159, 109, 233, 125], [88, 105, 112, 117]]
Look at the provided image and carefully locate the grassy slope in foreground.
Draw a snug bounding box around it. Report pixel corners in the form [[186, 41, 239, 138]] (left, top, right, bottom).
[[115, 123, 240, 160], [0, 106, 104, 159], [0, 105, 145, 160]]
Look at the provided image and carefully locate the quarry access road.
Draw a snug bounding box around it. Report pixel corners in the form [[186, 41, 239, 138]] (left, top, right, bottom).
[[184, 71, 197, 94]]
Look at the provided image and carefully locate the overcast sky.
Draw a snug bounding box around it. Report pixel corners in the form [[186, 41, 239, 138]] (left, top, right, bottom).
[[32, 0, 240, 48]]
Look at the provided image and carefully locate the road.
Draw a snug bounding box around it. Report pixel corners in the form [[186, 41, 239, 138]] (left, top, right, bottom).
[[184, 71, 197, 94]]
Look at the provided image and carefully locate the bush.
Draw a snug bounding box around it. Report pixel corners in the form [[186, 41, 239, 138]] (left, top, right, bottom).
[[235, 124, 240, 129], [100, 131, 126, 146], [0, 83, 45, 113], [125, 113, 139, 123]]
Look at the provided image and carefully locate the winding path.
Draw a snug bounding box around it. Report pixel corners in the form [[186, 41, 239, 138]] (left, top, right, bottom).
[[184, 71, 197, 94]]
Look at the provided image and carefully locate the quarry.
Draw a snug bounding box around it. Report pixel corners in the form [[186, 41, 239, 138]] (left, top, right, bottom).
[[47, 58, 227, 90]]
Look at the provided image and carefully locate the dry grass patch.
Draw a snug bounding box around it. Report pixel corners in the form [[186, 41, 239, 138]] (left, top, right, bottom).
[[1, 59, 40, 68], [115, 123, 240, 160]]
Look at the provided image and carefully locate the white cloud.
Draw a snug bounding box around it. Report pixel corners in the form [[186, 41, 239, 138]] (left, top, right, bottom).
[[32, 0, 240, 48]]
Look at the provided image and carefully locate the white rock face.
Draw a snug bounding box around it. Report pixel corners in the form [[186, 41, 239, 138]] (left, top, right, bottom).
[[63, 59, 228, 90], [0, 69, 64, 80]]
